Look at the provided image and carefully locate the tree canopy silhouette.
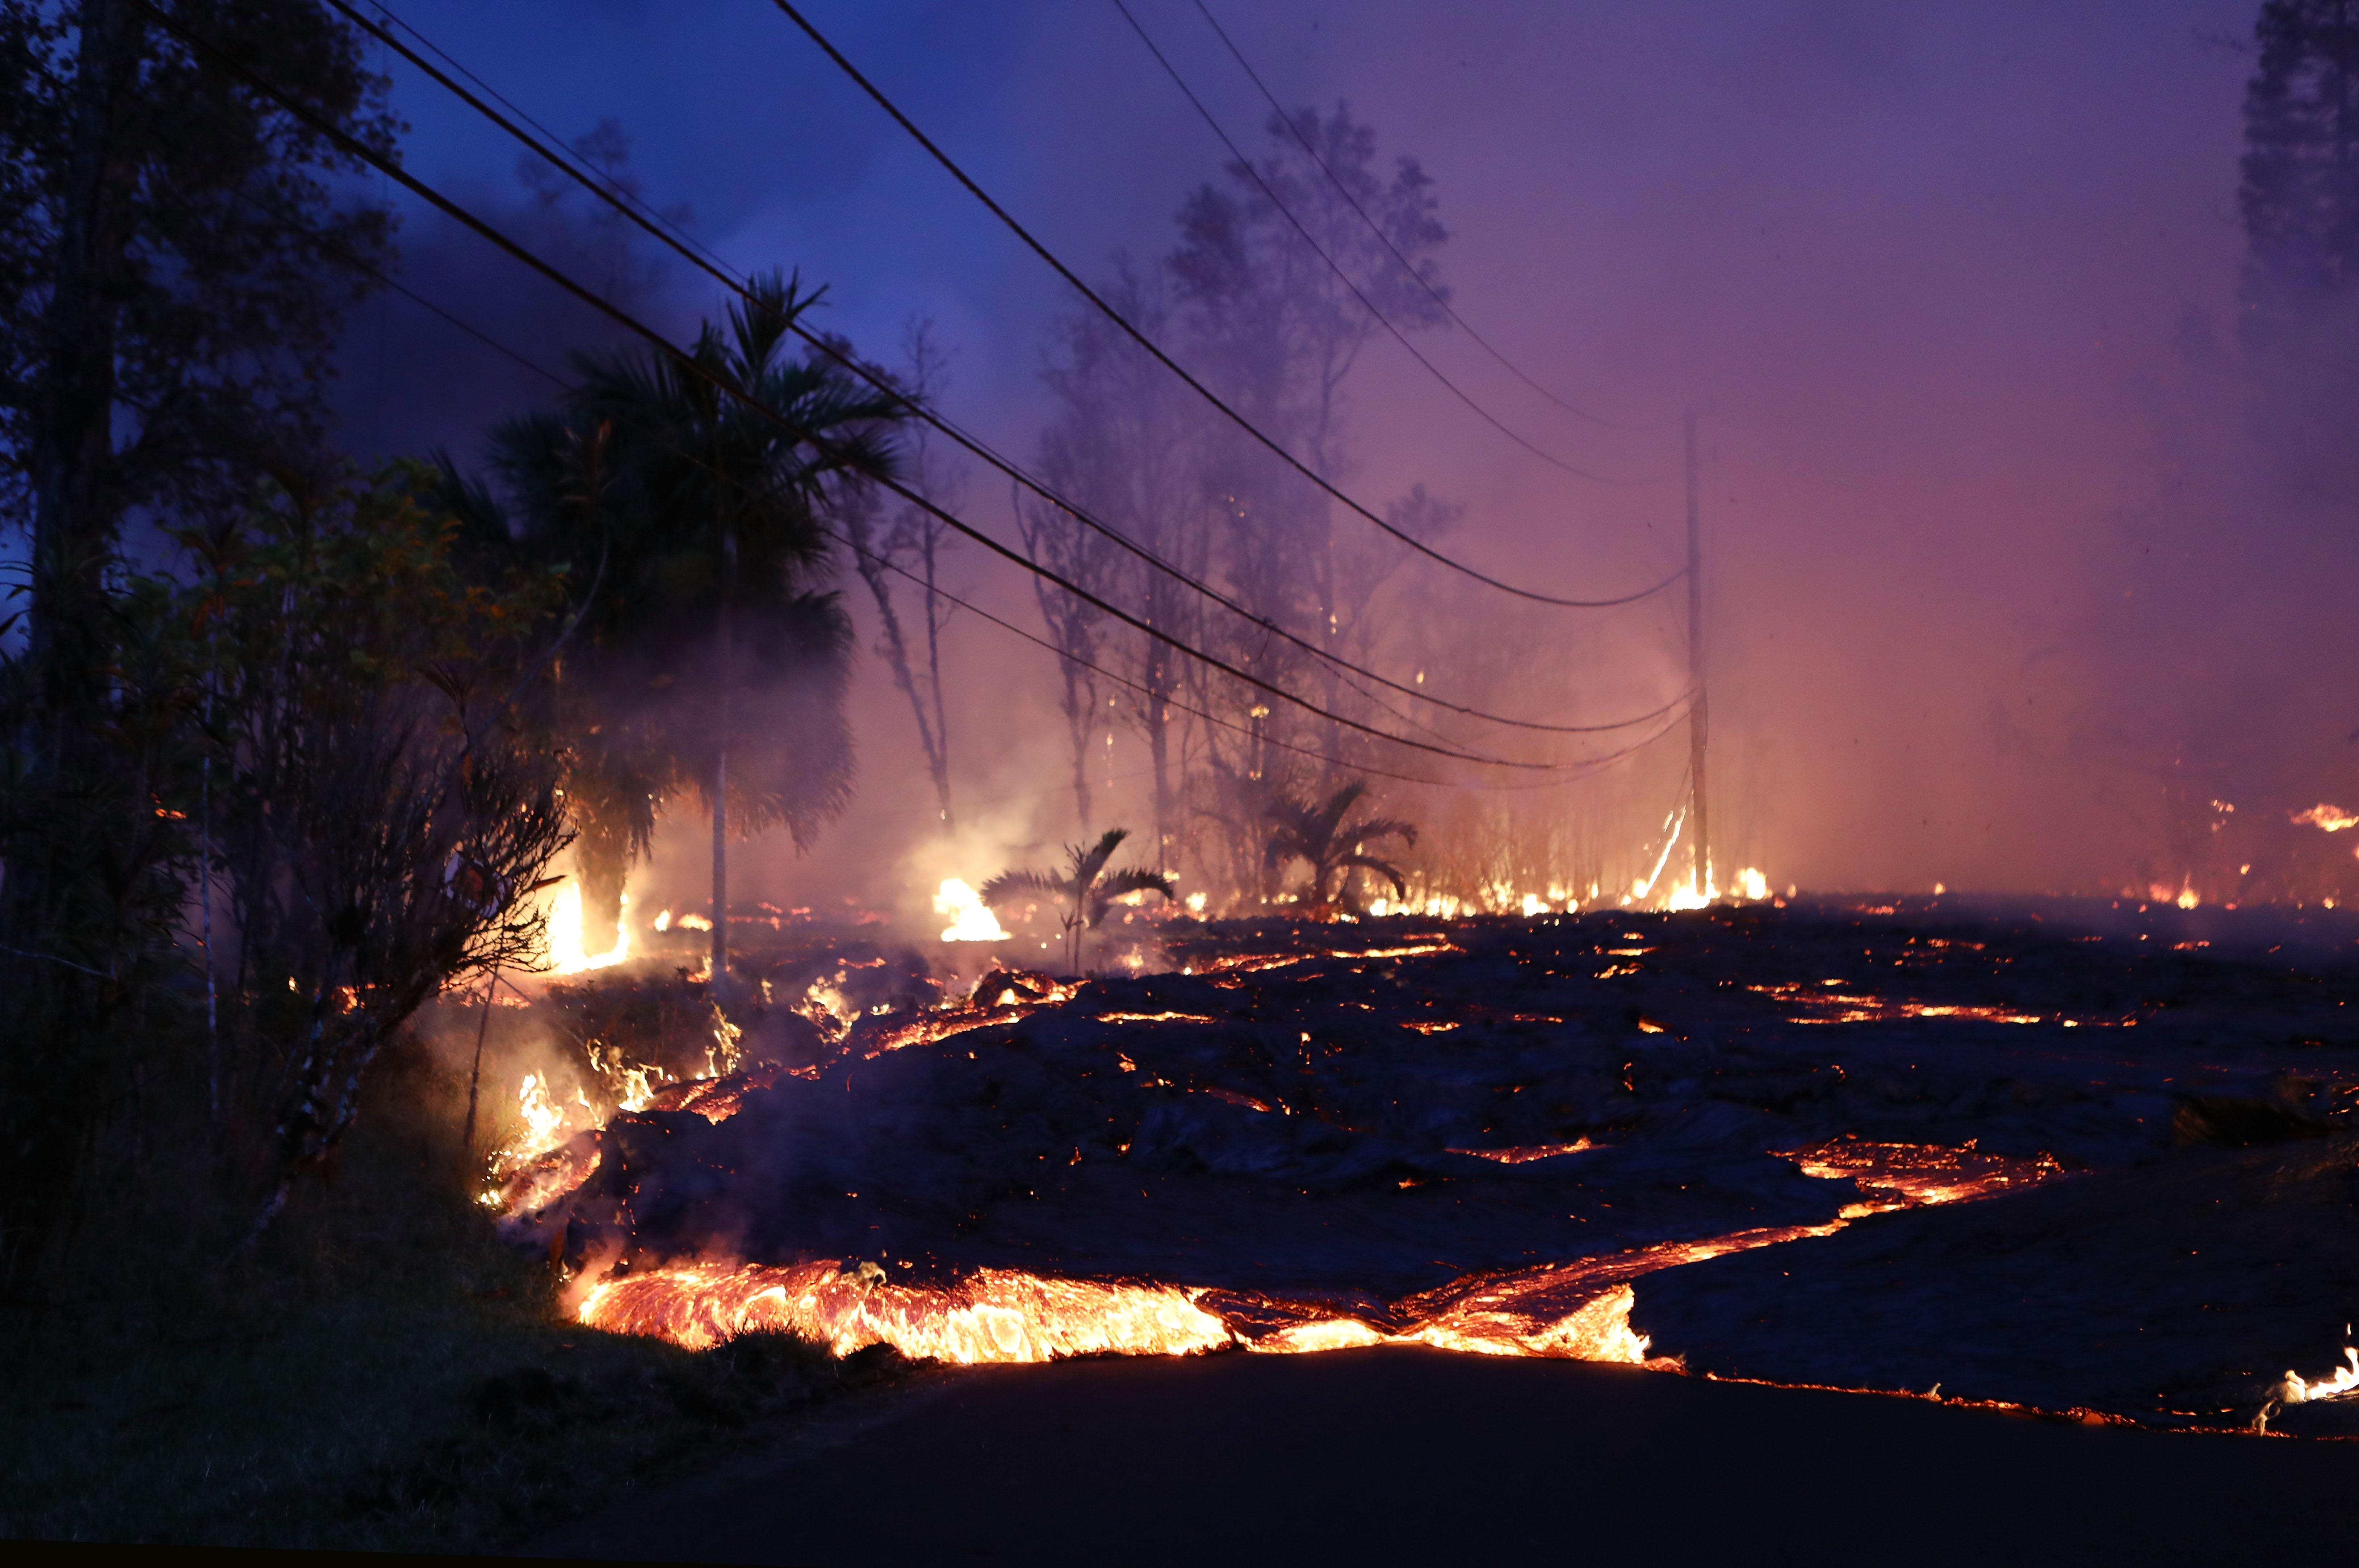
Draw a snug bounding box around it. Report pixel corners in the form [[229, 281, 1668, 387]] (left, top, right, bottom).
[[1264, 780, 1416, 911]]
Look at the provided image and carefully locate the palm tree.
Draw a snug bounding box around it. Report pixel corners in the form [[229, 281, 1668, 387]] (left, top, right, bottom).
[[981, 828, 1175, 973], [1265, 781, 1417, 913], [477, 273, 903, 974]]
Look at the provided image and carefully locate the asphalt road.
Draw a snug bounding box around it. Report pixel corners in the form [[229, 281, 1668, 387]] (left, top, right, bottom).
[[524, 1346, 2350, 1566]]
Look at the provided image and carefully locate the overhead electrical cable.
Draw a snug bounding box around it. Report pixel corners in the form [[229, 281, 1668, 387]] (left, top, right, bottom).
[[140, 0, 1641, 776], [324, 0, 1695, 742], [1188, 0, 1646, 434], [140, 84, 1692, 794], [1108, 0, 1652, 485], [757, 0, 1682, 610]]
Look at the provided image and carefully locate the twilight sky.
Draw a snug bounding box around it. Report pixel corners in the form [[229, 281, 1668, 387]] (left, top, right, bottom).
[[343, 0, 2303, 913]]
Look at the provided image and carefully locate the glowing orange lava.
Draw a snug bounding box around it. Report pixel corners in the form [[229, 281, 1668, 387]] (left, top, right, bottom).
[[1448, 1140, 1594, 1163], [576, 1260, 1231, 1361]]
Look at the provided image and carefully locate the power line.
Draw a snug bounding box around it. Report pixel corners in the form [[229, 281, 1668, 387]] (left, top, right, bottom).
[[1108, 0, 1654, 485], [760, 0, 1683, 611], [836, 521, 1690, 791], [194, 114, 1687, 795], [138, 0, 1630, 776], [1188, 0, 1647, 434], [331, 0, 1693, 743]]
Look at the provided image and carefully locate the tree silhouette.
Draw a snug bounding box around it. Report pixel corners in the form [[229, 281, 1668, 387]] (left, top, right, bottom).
[[476, 273, 901, 968], [981, 828, 1174, 973], [1265, 781, 1416, 912]]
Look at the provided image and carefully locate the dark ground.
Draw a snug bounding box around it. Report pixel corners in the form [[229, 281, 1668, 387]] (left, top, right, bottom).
[[515, 896, 2359, 1426], [525, 1343, 2353, 1567]]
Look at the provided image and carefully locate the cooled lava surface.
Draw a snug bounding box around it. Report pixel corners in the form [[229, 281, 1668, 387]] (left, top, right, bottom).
[[504, 898, 2359, 1430]]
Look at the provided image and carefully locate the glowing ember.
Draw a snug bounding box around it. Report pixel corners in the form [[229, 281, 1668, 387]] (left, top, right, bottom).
[[1403, 1020, 1460, 1034], [546, 883, 631, 975], [934, 878, 1010, 942], [1094, 1011, 1218, 1024]]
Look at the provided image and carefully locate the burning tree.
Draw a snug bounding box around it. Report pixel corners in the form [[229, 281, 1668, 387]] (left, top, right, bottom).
[[188, 465, 574, 1243], [1265, 780, 1417, 913], [981, 828, 1175, 973]]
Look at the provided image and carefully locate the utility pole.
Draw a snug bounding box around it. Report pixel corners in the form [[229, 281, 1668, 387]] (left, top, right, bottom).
[[1685, 410, 1710, 897]]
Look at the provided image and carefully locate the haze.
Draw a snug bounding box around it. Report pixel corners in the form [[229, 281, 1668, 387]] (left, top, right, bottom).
[[349, 0, 2292, 913]]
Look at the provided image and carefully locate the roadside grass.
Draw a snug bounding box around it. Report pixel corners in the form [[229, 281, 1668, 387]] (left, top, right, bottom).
[[0, 1027, 908, 1551]]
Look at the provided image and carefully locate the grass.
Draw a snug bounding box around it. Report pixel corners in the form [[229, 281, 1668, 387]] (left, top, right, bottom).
[[0, 1026, 910, 1551]]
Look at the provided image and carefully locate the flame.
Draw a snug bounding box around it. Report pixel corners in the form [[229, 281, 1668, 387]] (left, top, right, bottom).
[[934, 878, 1010, 942], [547, 884, 631, 975], [508, 1072, 568, 1161], [676, 911, 713, 931], [1736, 867, 1769, 900], [2279, 1345, 2359, 1405], [2292, 804, 2359, 831], [653, 909, 672, 932]]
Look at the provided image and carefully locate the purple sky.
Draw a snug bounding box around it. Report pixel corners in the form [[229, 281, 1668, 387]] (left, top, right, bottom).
[[351, 0, 2303, 910]]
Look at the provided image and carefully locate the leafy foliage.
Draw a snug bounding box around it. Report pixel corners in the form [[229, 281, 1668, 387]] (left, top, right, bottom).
[[981, 827, 1175, 972], [1264, 780, 1416, 912], [474, 273, 901, 949], [185, 465, 573, 1240]]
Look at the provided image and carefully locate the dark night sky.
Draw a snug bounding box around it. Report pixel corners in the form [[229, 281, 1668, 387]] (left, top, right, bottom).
[[344, 0, 2304, 915]]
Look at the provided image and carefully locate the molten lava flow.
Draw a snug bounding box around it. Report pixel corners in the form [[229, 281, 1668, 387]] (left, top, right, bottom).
[[576, 1260, 1232, 1361], [935, 878, 1010, 942], [1407, 1282, 1652, 1362], [1781, 1136, 2065, 1208], [1094, 1011, 1218, 1025], [546, 883, 631, 975]]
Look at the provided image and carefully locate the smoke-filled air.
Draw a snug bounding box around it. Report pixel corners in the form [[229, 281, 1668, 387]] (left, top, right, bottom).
[[10, 0, 2359, 1555]]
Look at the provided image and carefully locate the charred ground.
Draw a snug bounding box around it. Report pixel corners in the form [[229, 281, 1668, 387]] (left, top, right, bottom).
[[510, 897, 2359, 1430]]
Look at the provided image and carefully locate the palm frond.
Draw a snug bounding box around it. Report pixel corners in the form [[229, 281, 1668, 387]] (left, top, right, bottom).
[[1086, 867, 1176, 928], [1345, 816, 1418, 848], [979, 869, 1069, 908], [1072, 827, 1130, 889], [1337, 853, 1409, 900], [1317, 781, 1370, 837]]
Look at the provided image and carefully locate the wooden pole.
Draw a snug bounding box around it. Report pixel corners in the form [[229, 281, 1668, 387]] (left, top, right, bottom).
[[1685, 410, 1710, 897]]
